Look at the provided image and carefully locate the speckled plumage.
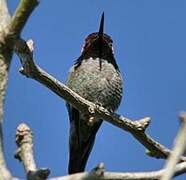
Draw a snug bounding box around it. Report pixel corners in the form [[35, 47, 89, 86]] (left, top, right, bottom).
[[66, 13, 123, 174], [67, 58, 122, 111]]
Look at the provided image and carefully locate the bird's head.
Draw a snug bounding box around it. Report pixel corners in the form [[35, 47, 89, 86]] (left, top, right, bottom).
[[75, 12, 118, 70], [80, 12, 114, 60]]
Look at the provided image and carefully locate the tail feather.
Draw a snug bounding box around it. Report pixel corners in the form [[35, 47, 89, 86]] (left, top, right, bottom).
[[67, 104, 102, 174], [68, 131, 95, 174]]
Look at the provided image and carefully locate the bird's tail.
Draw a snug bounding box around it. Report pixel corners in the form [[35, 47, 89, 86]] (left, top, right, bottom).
[[67, 106, 102, 174]]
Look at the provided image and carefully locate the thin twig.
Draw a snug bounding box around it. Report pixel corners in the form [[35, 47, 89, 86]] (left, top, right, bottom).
[[7, 0, 39, 39], [15, 123, 36, 172], [15, 123, 50, 180], [160, 112, 186, 180], [0, 0, 10, 33], [48, 161, 186, 180], [14, 39, 186, 163], [13, 123, 186, 180]]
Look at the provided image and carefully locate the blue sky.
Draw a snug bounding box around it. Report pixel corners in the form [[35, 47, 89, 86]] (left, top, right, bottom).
[[4, 0, 186, 179]]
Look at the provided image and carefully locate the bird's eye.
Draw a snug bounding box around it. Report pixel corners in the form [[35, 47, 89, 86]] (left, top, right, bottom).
[[109, 42, 112, 48], [108, 42, 114, 53]]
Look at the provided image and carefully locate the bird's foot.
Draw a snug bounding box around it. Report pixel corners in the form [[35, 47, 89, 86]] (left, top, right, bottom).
[[87, 116, 97, 126]]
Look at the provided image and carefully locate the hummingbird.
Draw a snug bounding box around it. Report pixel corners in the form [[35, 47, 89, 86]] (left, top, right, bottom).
[[66, 13, 123, 174]]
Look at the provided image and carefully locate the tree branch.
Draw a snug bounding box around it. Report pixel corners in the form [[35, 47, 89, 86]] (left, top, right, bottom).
[[0, 0, 10, 33], [8, 0, 39, 39], [0, 1, 14, 179], [15, 39, 186, 164], [0, 0, 39, 179], [160, 112, 186, 180], [4, 0, 39, 62], [10, 162, 186, 180], [47, 161, 186, 180], [14, 123, 186, 180], [14, 123, 50, 180]]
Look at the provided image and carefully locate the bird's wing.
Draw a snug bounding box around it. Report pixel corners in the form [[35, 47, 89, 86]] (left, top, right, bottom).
[[66, 103, 102, 174]]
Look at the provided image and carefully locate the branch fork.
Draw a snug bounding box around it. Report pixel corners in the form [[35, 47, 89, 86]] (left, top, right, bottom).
[[15, 123, 50, 180], [1, 0, 186, 179]]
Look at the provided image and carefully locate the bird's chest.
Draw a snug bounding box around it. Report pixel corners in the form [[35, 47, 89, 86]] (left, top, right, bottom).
[[67, 58, 122, 111]]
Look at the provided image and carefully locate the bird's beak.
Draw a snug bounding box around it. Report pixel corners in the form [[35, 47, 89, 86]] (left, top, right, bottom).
[[98, 12, 104, 69], [98, 12, 104, 37]]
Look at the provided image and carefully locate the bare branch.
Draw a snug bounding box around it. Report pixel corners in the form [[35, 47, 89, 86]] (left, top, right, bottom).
[[160, 112, 186, 180], [15, 123, 36, 172], [0, 60, 12, 180], [7, 0, 39, 39], [0, 1, 39, 179], [14, 123, 50, 180], [15, 39, 186, 163], [0, 122, 12, 180], [13, 120, 186, 180], [46, 161, 186, 180], [10, 161, 186, 180], [0, 0, 10, 33], [0, 0, 11, 124], [0, 1, 13, 179], [91, 162, 105, 177]]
